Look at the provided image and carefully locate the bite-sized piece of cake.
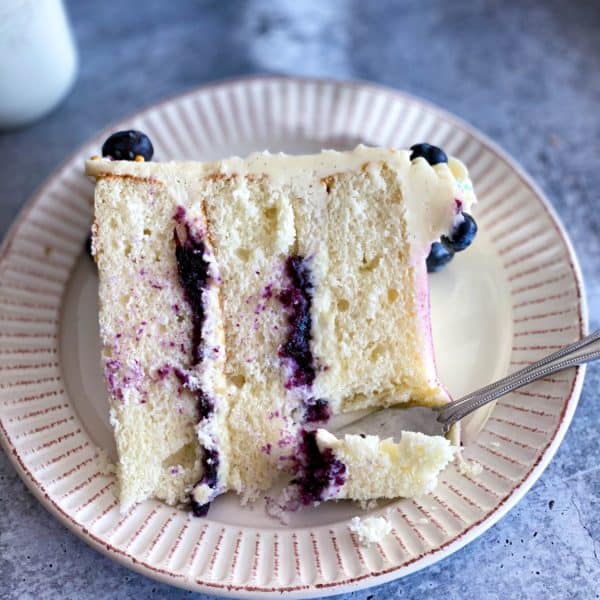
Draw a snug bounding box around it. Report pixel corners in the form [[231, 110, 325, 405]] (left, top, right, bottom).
[[86, 144, 476, 514], [350, 515, 393, 546], [292, 429, 455, 505]]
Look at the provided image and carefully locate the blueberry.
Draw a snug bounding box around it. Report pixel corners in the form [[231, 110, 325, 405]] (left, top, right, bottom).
[[442, 213, 478, 252], [410, 143, 448, 165], [426, 241, 454, 273], [101, 130, 154, 161]]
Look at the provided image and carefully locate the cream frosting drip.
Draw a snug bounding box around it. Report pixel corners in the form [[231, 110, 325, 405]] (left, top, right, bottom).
[[86, 145, 475, 241]]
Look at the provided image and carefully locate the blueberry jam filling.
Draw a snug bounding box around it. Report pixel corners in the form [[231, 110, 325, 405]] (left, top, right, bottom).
[[277, 256, 339, 502], [173, 208, 219, 515], [196, 388, 214, 422], [292, 430, 346, 505], [303, 398, 331, 423], [174, 217, 210, 366], [278, 255, 316, 388]]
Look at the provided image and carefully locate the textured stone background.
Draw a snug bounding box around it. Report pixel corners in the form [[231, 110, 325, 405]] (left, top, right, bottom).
[[0, 1, 599, 598]]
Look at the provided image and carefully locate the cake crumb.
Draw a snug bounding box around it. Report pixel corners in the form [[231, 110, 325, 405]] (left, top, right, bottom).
[[350, 515, 392, 546], [456, 449, 483, 477], [94, 447, 116, 477], [265, 496, 291, 525], [265, 489, 299, 525], [458, 458, 483, 477]]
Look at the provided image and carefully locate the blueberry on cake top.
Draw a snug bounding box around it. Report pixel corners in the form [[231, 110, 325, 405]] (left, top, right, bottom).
[[85, 144, 476, 514]]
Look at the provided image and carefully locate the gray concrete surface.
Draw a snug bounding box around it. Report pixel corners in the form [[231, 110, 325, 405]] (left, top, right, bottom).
[[0, 1, 599, 598]]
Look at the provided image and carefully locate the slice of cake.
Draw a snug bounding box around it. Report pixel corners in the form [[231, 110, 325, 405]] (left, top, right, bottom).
[[86, 143, 476, 514]]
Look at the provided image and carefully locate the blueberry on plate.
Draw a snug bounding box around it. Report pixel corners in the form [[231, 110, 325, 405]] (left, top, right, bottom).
[[442, 213, 478, 252], [101, 130, 154, 161], [427, 241, 454, 273], [410, 143, 448, 166]]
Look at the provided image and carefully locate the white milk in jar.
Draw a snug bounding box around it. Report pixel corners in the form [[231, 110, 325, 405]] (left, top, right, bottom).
[[0, 0, 77, 129]]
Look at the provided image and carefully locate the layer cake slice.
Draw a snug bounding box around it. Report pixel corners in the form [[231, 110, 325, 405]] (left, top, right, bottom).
[[85, 146, 476, 513]]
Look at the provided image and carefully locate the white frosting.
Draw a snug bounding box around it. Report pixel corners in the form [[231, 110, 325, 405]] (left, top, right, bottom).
[[315, 428, 339, 450], [86, 146, 475, 241], [191, 482, 212, 505]]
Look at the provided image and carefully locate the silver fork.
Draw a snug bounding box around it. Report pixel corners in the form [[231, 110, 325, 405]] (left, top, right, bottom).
[[336, 329, 600, 441]]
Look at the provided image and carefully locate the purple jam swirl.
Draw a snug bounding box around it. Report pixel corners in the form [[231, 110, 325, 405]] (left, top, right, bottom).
[[196, 389, 214, 422], [303, 398, 331, 423], [278, 255, 332, 425], [174, 216, 210, 366], [278, 256, 316, 388], [292, 430, 346, 505], [173, 208, 218, 516]]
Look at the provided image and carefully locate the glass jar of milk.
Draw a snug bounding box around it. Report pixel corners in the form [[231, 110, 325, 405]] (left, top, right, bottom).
[[0, 0, 78, 129]]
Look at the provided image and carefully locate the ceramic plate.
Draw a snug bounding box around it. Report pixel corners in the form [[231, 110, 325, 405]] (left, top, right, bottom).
[[0, 77, 587, 598]]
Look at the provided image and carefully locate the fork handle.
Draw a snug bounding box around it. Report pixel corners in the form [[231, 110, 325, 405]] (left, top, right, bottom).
[[436, 329, 600, 432]]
